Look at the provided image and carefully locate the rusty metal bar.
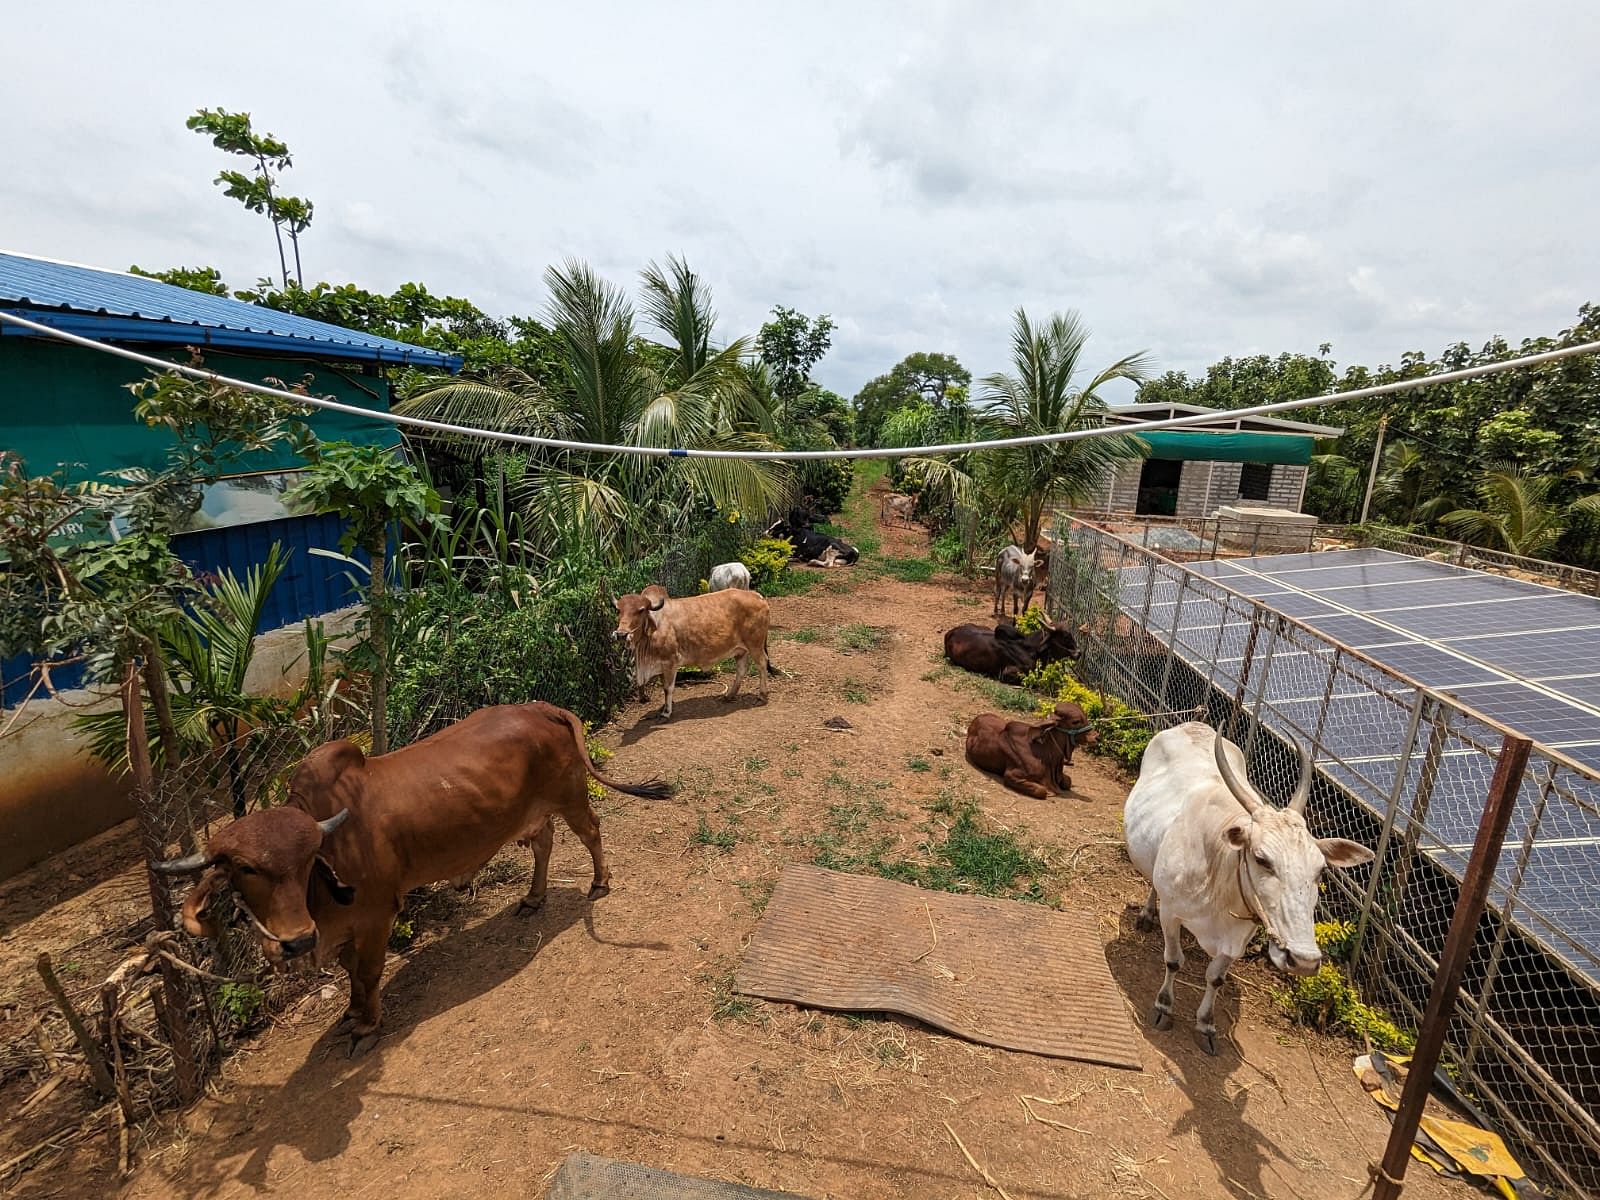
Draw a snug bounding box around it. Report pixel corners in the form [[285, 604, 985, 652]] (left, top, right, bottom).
[[1229, 610, 1264, 738], [1461, 761, 1553, 1075], [1348, 691, 1431, 977], [1155, 572, 1189, 709], [1371, 732, 1532, 1200], [1242, 613, 1286, 763]]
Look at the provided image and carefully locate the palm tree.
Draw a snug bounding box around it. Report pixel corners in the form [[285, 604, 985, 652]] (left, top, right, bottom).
[[973, 309, 1150, 550], [399, 256, 790, 562], [1373, 440, 1452, 526], [1439, 467, 1600, 558]]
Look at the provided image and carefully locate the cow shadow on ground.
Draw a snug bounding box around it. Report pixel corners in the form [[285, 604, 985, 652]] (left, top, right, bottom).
[[163, 888, 602, 1197], [617, 689, 771, 745], [1106, 904, 1295, 1200]]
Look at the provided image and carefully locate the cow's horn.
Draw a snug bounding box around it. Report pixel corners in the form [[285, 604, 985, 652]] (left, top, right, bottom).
[[1212, 731, 1263, 815], [1288, 740, 1313, 814], [152, 850, 213, 875], [317, 809, 351, 836], [647, 593, 666, 611]]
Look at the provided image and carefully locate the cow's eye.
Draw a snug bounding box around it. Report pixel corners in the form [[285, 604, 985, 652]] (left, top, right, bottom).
[[1253, 854, 1274, 873], [237, 864, 258, 876]]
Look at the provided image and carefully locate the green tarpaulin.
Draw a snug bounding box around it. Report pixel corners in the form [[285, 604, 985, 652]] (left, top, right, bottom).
[[1137, 429, 1314, 465]]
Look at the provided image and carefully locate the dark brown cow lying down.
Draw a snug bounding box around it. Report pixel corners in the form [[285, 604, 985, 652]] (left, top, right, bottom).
[[155, 703, 672, 1040], [965, 702, 1099, 799]]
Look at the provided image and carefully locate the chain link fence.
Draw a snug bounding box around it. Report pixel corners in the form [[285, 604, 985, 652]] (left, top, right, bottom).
[[1049, 516, 1600, 1197]]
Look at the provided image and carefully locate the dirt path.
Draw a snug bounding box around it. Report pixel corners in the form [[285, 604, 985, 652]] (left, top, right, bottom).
[[6, 498, 1450, 1200]]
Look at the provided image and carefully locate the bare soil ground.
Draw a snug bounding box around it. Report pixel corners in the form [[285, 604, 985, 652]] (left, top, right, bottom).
[[1, 491, 1454, 1200]]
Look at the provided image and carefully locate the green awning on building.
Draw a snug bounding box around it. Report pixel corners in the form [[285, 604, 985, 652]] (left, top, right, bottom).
[[2, 337, 396, 483], [1138, 429, 1314, 465]]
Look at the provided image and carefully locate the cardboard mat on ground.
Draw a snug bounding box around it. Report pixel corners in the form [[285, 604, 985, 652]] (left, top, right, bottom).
[[547, 1153, 816, 1199], [735, 863, 1142, 1070]]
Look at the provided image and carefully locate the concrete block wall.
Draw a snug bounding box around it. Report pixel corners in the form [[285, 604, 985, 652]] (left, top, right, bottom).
[[1078, 460, 1311, 517]]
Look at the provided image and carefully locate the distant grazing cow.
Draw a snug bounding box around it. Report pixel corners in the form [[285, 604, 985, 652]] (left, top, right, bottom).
[[965, 702, 1099, 798], [766, 520, 860, 567], [944, 619, 1077, 685], [614, 585, 772, 718], [879, 493, 915, 527], [708, 561, 751, 591], [1124, 723, 1374, 1054], [994, 544, 1047, 616], [154, 703, 672, 1041]]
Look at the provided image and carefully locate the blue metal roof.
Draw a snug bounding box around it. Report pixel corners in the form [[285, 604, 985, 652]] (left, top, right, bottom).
[[0, 252, 463, 372]]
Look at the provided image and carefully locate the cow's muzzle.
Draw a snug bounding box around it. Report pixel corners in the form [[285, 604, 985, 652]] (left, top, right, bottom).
[[279, 929, 318, 959], [1266, 941, 1321, 976]]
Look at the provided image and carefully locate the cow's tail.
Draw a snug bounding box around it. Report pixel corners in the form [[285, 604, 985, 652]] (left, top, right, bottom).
[[546, 706, 675, 800]]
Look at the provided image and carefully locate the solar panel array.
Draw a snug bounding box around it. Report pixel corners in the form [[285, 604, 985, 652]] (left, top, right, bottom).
[[1113, 546, 1600, 978]]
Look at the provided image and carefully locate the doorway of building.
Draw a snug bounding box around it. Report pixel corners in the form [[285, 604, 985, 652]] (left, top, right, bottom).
[[1135, 459, 1182, 515]]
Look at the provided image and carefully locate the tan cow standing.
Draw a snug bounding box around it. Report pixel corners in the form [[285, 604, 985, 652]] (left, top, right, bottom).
[[614, 584, 772, 719]]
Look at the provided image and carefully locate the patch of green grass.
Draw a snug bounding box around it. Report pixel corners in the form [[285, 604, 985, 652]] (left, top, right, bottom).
[[736, 878, 776, 916], [824, 771, 856, 792], [691, 815, 738, 853], [764, 570, 821, 597], [906, 756, 931, 772], [841, 678, 869, 704], [809, 790, 1050, 905], [708, 970, 765, 1024], [781, 766, 802, 779], [837, 623, 887, 652], [920, 665, 953, 683], [777, 626, 823, 643], [967, 676, 1038, 713], [878, 555, 935, 583], [744, 754, 770, 773]]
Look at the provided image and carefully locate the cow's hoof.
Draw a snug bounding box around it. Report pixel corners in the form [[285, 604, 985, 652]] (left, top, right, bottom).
[[587, 882, 611, 901], [516, 895, 547, 916], [1152, 1007, 1174, 1031], [1195, 1028, 1219, 1057], [1134, 913, 1157, 933]]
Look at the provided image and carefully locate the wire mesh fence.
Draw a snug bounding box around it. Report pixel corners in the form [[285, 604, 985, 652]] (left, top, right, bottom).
[[1048, 516, 1600, 1197]]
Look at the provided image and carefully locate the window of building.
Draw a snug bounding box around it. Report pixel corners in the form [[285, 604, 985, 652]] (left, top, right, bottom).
[[1238, 462, 1273, 502]]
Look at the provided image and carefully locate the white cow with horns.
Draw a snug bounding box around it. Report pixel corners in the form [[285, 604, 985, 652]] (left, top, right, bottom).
[[1123, 723, 1374, 1054]]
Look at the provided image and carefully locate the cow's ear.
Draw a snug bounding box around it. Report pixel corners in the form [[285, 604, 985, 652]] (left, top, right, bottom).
[[613, 597, 622, 612], [179, 865, 229, 938], [314, 855, 356, 905], [1223, 821, 1250, 850], [1318, 838, 1375, 869]]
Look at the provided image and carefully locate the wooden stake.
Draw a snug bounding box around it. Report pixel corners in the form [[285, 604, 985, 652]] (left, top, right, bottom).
[[34, 953, 116, 1102]]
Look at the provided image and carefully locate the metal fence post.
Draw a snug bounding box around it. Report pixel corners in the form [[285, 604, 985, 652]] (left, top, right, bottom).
[[1460, 762, 1553, 1076], [1243, 613, 1285, 762], [1359, 701, 1453, 993], [1371, 733, 1532, 1200], [1348, 692, 1431, 976], [1228, 610, 1264, 741], [1156, 573, 1189, 711]]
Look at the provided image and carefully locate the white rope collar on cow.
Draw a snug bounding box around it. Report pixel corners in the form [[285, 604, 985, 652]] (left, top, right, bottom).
[[229, 893, 285, 946], [1233, 850, 1286, 953]]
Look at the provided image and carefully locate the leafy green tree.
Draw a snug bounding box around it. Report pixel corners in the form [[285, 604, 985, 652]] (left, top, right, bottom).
[[852, 352, 971, 448], [128, 265, 230, 296], [287, 444, 442, 755], [1439, 467, 1600, 558], [757, 306, 835, 424], [187, 107, 314, 286], [1371, 441, 1452, 527]]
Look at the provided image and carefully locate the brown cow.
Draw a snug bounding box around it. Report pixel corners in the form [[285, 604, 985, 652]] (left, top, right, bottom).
[[614, 584, 771, 719], [965, 702, 1099, 799], [154, 703, 671, 1041]]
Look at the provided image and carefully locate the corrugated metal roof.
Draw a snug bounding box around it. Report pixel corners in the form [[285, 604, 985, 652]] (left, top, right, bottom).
[[0, 251, 463, 372]]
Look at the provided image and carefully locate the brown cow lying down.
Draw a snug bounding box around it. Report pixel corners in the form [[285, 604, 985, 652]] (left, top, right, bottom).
[[615, 584, 771, 719], [965, 702, 1099, 799], [154, 703, 672, 1042]]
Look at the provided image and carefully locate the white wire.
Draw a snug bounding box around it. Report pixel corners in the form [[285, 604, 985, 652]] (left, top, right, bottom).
[[3, 308, 1597, 461]]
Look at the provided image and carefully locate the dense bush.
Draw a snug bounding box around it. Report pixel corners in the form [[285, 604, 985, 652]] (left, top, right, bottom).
[[386, 564, 653, 743], [740, 537, 794, 590], [797, 460, 853, 516]]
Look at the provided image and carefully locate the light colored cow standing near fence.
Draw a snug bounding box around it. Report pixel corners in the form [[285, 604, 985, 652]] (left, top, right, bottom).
[[993, 544, 1045, 616], [1123, 723, 1374, 1054]]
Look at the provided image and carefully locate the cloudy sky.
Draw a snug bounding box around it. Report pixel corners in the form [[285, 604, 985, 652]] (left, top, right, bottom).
[[3, 2, 1596, 401]]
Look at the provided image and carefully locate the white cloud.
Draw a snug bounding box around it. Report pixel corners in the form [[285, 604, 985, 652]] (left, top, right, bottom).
[[0, 0, 1595, 396]]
